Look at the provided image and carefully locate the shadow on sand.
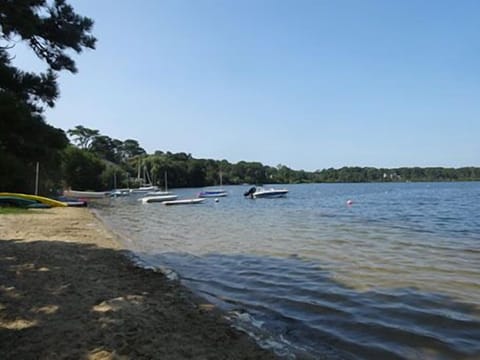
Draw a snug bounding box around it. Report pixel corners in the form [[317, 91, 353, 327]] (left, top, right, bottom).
[[0, 239, 276, 360]]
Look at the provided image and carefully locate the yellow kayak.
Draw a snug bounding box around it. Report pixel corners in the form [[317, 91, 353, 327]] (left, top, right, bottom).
[[0, 192, 67, 207]]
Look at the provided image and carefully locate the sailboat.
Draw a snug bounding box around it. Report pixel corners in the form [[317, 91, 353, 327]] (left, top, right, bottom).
[[139, 171, 178, 203], [144, 171, 174, 196], [110, 171, 130, 197], [130, 163, 158, 193], [198, 171, 228, 198]]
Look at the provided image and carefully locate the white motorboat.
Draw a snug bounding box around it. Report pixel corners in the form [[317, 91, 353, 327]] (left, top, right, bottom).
[[247, 187, 288, 199], [163, 198, 205, 206], [140, 194, 178, 203]]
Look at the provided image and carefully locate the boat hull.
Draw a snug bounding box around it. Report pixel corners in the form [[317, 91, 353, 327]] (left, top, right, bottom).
[[0, 192, 67, 207], [63, 190, 108, 199], [253, 189, 288, 198], [140, 195, 178, 203], [163, 198, 205, 205], [130, 186, 158, 193], [198, 190, 228, 198], [0, 196, 51, 208]]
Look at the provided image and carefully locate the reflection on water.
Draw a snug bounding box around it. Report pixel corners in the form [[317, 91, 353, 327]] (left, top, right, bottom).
[[97, 182, 480, 359]]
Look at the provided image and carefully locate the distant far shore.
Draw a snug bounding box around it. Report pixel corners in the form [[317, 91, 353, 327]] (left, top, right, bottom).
[[0, 208, 276, 359]]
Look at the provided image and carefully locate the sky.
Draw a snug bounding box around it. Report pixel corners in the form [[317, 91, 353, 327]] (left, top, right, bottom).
[[12, 0, 480, 171]]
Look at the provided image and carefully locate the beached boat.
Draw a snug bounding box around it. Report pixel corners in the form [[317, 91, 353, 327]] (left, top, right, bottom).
[[251, 187, 288, 199], [0, 192, 67, 207], [139, 194, 179, 204], [55, 196, 88, 207], [163, 198, 205, 206], [0, 196, 51, 208], [63, 190, 108, 199]]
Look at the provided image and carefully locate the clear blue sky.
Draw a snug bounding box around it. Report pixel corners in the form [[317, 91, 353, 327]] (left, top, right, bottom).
[[14, 0, 480, 171]]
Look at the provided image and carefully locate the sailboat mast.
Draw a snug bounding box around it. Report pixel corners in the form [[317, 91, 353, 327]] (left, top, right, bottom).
[[137, 160, 141, 182], [34, 162, 39, 195], [164, 171, 168, 192], [145, 165, 153, 185]]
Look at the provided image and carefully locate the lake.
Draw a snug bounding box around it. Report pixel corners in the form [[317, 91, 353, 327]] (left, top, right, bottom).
[[96, 182, 480, 359]]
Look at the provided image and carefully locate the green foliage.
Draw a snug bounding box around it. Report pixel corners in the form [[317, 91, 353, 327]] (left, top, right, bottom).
[[0, 0, 96, 193], [0, 91, 68, 193], [0, 0, 96, 74], [67, 125, 99, 149], [311, 167, 480, 183], [9, 120, 480, 192], [90, 135, 120, 163], [99, 165, 127, 190], [122, 139, 146, 159], [0, 150, 32, 192], [60, 126, 148, 190], [62, 147, 105, 191]]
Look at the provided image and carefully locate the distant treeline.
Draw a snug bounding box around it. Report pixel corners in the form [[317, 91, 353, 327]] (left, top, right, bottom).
[[3, 125, 480, 194], [312, 166, 480, 183]]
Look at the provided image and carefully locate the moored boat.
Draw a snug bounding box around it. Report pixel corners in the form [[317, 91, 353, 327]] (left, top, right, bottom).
[[129, 185, 158, 193], [198, 171, 228, 198], [109, 189, 131, 197], [247, 187, 288, 199], [139, 194, 179, 204], [163, 198, 205, 206], [198, 189, 228, 198], [144, 190, 174, 197]]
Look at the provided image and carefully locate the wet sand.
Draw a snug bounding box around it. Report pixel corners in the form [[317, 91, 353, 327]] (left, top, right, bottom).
[[0, 207, 277, 359]]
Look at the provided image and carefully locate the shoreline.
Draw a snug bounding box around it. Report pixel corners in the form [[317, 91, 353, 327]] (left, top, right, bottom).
[[0, 207, 277, 359]]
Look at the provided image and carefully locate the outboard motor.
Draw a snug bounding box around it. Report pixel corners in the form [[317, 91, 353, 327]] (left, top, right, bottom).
[[243, 186, 256, 198]]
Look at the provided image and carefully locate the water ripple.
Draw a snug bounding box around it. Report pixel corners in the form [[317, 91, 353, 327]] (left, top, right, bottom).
[[97, 182, 480, 359]]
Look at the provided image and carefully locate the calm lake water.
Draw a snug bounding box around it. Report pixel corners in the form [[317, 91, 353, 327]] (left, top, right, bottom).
[[96, 182, 480, 359]]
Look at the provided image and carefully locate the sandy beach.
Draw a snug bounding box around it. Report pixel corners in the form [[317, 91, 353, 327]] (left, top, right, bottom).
[[0, 207, 276, 359]]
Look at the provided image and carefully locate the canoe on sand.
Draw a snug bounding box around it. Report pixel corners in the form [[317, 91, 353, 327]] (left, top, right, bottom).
[[0, 196, 51, 208], [0, 192, 67, 207]]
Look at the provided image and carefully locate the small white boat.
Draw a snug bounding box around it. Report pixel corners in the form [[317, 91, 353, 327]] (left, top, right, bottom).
[[140, 194, 178, 203], [144, 190, 174, 196], [110, 189, 131, 197], [56, 196, 88, 207], [136, 172, 174, 197], [251, 187, 288, 199], [130, 185, 159, 193], [163, 198, 205, 206], [63, 190, 109, 198], [198, 171, 228, 198], [198, 189, 228, 198]]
